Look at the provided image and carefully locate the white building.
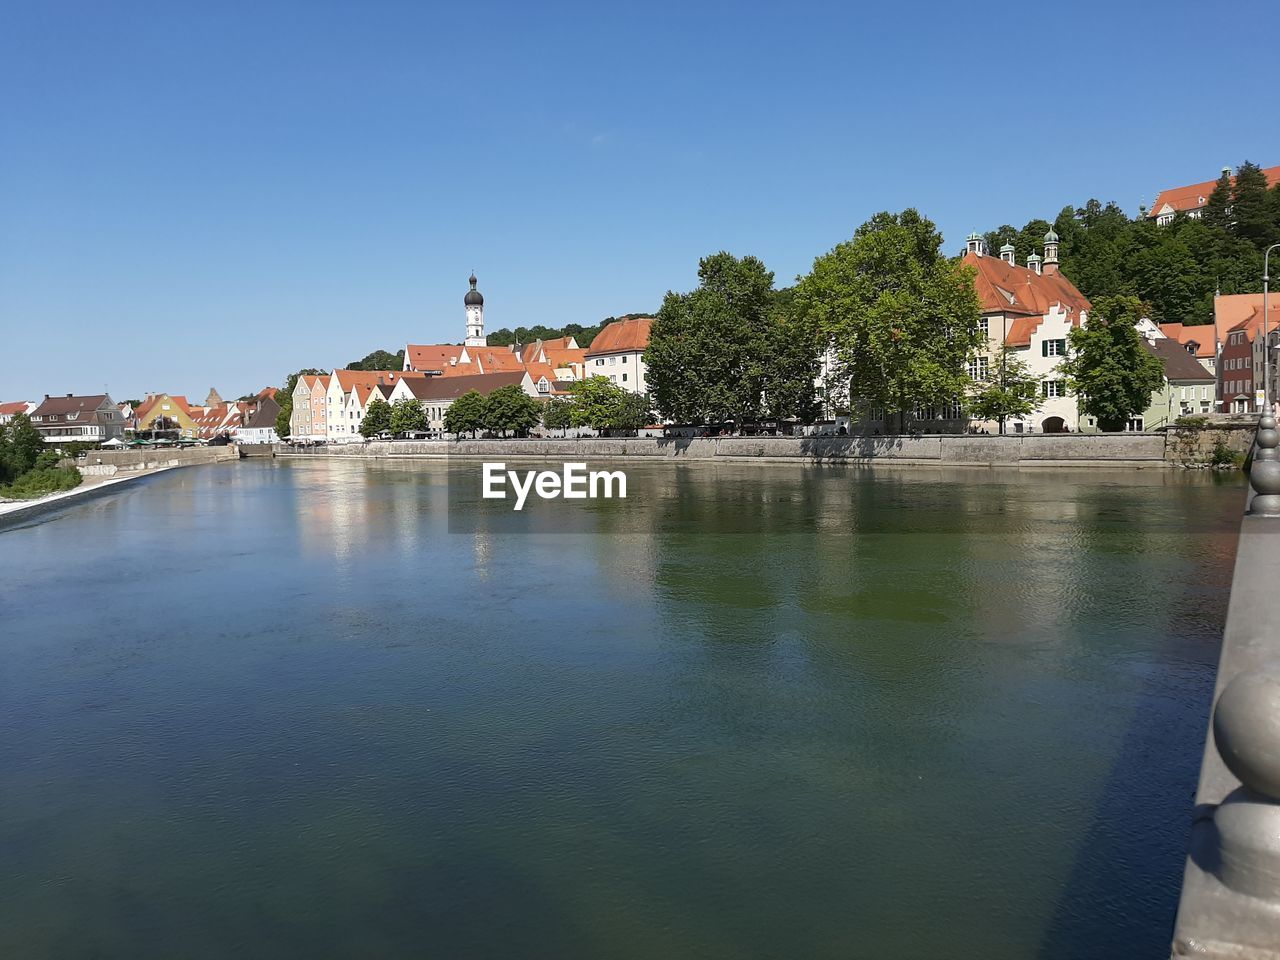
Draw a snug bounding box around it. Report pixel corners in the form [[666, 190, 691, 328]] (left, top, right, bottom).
[[963, 229, 1092, 433], [583, 317, 652, 394]]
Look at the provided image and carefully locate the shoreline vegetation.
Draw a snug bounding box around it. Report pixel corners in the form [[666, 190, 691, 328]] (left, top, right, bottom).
[[0, 413, 82, 500]]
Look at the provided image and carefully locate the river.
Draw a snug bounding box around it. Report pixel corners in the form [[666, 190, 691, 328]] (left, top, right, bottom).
[[0, 459, 1246, 958]]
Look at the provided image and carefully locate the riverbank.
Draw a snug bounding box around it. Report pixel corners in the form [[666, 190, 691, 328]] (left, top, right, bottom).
[[0, 466, 175, 529], [276, 433, 1175, 467]]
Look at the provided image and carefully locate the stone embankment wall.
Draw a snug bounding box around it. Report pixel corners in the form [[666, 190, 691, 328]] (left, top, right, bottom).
[[70, 446, 240, 476], [276, 433, 1169, 466], [1164, 422, 1257, 467]]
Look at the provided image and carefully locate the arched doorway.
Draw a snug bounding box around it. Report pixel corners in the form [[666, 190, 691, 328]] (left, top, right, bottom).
[[1041, 416, 1066, 434]]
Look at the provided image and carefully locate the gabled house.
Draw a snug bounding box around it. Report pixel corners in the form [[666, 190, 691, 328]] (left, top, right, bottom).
[[1212, 294, 1275, 413], [1137, 336, 1217, 430], [29, 394, 126, 444], [234, 394, 282, 444], [396, 370, 534, 434], [134, 393, 199, 437], [962, 230, 1092, 433]]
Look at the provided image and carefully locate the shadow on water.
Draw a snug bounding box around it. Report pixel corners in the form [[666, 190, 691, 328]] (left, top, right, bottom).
[[1035, 512, 1240, 959]]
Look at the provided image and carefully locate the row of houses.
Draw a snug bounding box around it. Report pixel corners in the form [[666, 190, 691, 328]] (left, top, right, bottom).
[[289, 275, 655, 443], [0, 387, 282, 445]]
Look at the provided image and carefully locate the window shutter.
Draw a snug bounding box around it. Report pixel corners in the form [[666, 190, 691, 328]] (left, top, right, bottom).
[[1042, 340, 1049, 357]]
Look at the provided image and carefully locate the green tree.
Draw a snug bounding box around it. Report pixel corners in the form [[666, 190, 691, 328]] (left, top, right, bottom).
[[795, 209, 983, 433], [360, 397, 392, 437], [1232, 161, 1276, 247], [346, 349, 405, 372], [444, 390, 485, 437], [543, 397, 573, 435], [1, 413, 46, 481], [1058, 295, 1165, 431], [646, 252, 782, 425], [480, 385, 542, 437], [567, 376, 639, 432], [389, 397, 427, 435], [967, 347, 1040, 433], [1202, 167, 1234, 231]]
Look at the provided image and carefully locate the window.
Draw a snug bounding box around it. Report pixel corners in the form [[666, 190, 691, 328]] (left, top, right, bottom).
[[621, 355, 628, 363], [596, 358, 604, 366], [1042, 380, 1065, 398], [1127, 417, 1144, 432], [622, 373, 628, 382], [1043, 339, 1066, 357], [979, 317, 989, 335]]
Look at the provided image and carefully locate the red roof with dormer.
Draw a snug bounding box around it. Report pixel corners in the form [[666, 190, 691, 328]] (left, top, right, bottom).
[[1148, 166, 1280, 219]]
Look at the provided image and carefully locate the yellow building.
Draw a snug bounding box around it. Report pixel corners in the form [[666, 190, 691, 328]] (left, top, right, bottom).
[[134, 393, 199, 437]]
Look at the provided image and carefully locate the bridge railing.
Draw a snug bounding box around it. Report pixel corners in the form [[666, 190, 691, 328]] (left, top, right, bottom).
[[1171, 413, 1280, 958]]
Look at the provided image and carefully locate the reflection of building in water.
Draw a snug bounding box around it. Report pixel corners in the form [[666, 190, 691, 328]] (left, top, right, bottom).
[[472, 532, 493, 581]]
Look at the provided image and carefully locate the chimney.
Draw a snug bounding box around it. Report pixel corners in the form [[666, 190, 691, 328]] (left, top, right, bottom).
[[66, 393, 73, 398]]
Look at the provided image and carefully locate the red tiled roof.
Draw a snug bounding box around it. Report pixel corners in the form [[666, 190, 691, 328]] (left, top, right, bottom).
[[405, 344, 467, 372], [0, 401, 30, 416], [962, 252, 1092, 321], [1158, 322, 1217, 360], [1213, 294, 1275, 344], [586, 317, 653, 355], [1149, 166, 1280, 218], [469, 349, 526, 373]]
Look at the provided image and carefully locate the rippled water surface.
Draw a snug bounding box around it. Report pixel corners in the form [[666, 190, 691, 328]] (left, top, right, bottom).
[[0, 459, 1247, 959]]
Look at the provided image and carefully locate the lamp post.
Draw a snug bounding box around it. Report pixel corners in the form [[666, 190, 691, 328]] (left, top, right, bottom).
[[1266, 243, 1280, 411]]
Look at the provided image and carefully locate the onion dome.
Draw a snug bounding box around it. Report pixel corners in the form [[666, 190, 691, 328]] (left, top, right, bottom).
[[464, 273, 483, 306]]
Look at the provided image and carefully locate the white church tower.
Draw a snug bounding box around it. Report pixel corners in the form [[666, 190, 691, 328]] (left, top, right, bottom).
[[464, 273, 486, 347]]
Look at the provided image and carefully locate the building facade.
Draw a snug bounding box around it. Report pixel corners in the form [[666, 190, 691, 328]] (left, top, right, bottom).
[[29, 394, 126, 444], [583, 317, 652, 395]]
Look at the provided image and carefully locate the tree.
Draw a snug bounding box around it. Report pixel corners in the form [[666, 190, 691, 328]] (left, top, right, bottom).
[[360, 397, 392, 437], [1058, 295, 1165, 431], [1232, 161, 1276, 247], [795, 209, 983, 433], [646, 252, 781, 425], [567, 376, 640, 432], [543, 397, 573, 435], [346, 349, 405, 371], [389, 397, 427, 435], [761, 291, 823, 424], [444, 390, 485, 437], [1, 413, 46, 480], [480, 385, 542, 437], [1202, 168, 1234, 231], [967, 347, 1040, 433]]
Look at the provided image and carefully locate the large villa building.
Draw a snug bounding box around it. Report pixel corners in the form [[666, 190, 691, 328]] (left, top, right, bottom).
[[962, 230, 1092, 433]]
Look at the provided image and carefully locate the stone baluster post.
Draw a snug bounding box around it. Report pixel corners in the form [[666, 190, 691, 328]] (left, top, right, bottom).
[[1247, 413, 1280, 516]]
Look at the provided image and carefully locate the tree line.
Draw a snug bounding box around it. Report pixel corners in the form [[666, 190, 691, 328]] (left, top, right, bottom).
[[643, 209, 1167, 433], [981, 160, 1280, 325]]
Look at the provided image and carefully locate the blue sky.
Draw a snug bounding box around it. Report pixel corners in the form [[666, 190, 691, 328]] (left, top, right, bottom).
[[2, 0, 1277, 401]]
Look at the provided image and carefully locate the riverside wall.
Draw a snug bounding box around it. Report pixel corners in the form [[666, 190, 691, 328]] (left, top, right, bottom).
[[275, 434, 1170, 466], [71, 446, 240, 476]]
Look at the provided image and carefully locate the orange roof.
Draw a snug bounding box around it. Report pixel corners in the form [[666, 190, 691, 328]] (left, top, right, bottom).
[[525, 361, 559, 384], [963, 252, 1092, 322], [0, 401, 30, 416], [1213, 293, 1276, 344], [1149, 166, 1280, 218], [545, 347, 587, 369], [405, 344, 467, 372], [469, 349, 526, 373], [587, 317, 653, 355], [1158, 322, 1216, 360]]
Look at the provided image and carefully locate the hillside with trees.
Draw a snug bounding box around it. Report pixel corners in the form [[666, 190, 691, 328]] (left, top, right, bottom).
[[981, 160, 1280, 325]]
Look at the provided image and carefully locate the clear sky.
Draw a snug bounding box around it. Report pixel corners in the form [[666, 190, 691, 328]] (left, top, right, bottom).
[[2, 0, 1277, 402]]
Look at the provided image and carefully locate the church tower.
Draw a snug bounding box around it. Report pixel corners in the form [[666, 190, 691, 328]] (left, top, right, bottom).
[[464, 273, 486, 347]]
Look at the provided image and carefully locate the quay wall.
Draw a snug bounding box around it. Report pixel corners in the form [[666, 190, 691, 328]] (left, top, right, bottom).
[[274, 434, 1169, 466], [70, 446, 240, 476]]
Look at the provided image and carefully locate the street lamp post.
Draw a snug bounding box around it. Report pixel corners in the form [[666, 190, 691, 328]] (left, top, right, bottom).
[[1266, 244, 1280, 411]]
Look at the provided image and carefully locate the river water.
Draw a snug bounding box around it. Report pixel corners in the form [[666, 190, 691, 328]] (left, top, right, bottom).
[[0, 459, 1246, 958]]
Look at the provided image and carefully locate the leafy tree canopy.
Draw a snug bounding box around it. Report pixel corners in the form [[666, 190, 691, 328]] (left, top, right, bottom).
[[1058, 295, 1165, 431], [444, 391, 486, 437], [795, 209, 983, 430], [346, 349, 405, 372], [360, 397, 392, 437], [389, 397, 427, 434], [480, 385, 542, 437]]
